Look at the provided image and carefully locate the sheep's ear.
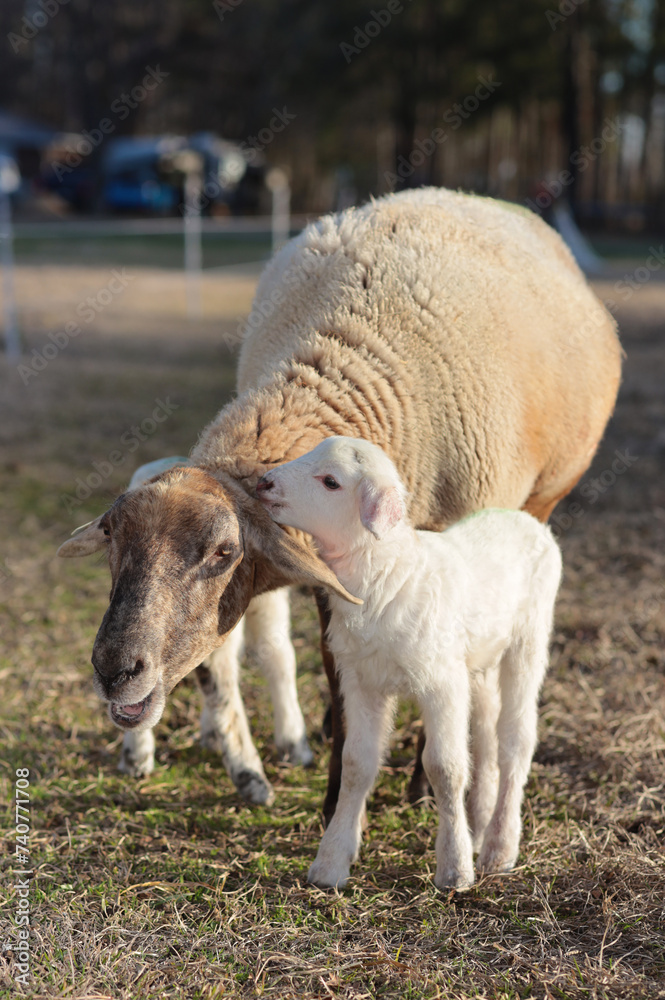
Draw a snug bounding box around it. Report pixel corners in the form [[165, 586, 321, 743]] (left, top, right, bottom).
[[359, 480, 405, 539], [245, 513, 362, 605], [57, 516, 109, 557]]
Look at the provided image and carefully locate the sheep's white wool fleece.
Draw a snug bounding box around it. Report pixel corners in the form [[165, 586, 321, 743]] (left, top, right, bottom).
[[194, 187, 621, 529]]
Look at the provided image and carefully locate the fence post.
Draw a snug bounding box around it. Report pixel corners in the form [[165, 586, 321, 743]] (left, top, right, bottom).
[[266, 167, 291, 254], [0, 156, 21, 362]]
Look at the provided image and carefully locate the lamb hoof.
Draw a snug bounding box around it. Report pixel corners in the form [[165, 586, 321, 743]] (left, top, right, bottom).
[[434, 869, 475, 893], [307, 858, 350, 890], [234, 768, 275, 807], [118, 748, 155, 778], [477, 844, 518, 875], [277, 735, 314, 767], [478, 854, 517, 875]]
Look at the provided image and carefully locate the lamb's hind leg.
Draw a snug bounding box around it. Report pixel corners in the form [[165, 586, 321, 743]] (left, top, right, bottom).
[[197, 618, 274, 806], [244, 588, 313, 766], [467, 668, 500, 852], [419, 675, 475, 892], [477, 637, 548, 874]]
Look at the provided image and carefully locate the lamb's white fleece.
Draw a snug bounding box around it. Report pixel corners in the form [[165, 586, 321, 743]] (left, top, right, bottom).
[[258, 437, 562, 890]]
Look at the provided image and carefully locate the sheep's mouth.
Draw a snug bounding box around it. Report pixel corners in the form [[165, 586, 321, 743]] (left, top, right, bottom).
[[110, 691, 153, 728]]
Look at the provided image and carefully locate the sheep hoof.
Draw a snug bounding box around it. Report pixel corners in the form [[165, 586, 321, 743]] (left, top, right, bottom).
[[307, 859, 350, 890], [118, 748, 155, 778], [234, 768, 275, 807], [434, 869, 475, 892], [276, 735, 314, 767]]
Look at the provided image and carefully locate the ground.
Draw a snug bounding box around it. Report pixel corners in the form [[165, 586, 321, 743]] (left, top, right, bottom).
[[0, 255, 664, 999]]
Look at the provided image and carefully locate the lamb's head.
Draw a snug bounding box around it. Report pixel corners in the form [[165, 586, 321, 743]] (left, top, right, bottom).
[[256, 437, 407, 556], [57, 465, 358, 732]]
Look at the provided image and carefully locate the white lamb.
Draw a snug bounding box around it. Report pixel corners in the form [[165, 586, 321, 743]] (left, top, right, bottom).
[[256, 437, 562, 891]]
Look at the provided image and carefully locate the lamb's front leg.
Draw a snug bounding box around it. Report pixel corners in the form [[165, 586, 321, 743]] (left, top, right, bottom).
[[419, 676, 475, 891], [308, 676, 394, 889], [196, 619, 274, 806], [244, 589, 313, 766]]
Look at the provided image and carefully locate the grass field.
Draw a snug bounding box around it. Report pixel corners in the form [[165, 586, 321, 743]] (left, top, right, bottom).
[[13, 232, 273, 271], [0, 261, 664, 999]]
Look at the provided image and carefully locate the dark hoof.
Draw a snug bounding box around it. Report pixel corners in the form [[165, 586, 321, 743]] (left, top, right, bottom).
[[234, 769, 275, 806]]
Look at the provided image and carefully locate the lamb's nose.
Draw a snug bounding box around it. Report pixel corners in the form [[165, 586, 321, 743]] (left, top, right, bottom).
[[256, 476, 274, 493]]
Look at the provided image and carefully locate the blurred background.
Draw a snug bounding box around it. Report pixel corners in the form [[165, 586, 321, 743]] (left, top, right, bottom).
[[1, 7, 665, 995], [1, 0, 665, 244]]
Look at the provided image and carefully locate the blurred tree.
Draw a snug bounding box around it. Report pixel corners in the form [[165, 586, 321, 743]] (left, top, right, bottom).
[[0, 0, 662, 221]]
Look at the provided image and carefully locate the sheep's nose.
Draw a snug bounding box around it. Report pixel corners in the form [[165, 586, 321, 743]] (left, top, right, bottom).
[[256, 476, 274, 493]]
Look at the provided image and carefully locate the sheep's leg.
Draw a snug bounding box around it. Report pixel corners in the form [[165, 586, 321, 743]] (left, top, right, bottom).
[[119, 727, 156, 777], [419, 676, 474, 891], [467, 668, 500, 852], [244, 588, 313, 767], [196, 619, 275, 807], [308, 675, 393, 889], [478, 638, 548, 873], [315, 589, 346, 827], [408, 728, 432, 804]]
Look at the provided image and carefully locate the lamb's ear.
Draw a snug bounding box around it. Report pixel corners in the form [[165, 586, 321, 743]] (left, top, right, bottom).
[[57, 516, 109, 557], [246, 516, 362, 605], [359, 479, 405, 539]]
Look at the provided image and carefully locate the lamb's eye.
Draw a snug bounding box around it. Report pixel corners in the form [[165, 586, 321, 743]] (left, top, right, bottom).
[[323, 476, 340, 490]]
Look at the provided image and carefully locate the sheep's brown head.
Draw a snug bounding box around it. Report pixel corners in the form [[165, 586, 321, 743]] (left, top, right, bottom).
[[58, 466, 360, 733]]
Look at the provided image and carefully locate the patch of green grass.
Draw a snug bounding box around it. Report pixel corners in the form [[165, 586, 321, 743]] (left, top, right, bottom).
[[1, 271, 665, 998], [14, 233, 272, 270]]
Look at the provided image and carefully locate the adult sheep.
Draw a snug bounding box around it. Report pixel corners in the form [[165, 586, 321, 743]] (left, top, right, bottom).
[[58, 187, 621, 817]]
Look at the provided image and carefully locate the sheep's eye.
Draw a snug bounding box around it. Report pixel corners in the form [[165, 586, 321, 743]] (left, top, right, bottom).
[[323, 476, 340, 490], [102, 526, 110, 537], [213, 546, 232, 559]]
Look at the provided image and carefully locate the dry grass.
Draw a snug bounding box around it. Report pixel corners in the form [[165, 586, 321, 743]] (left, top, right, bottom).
[[0, 263, 664, 999]]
